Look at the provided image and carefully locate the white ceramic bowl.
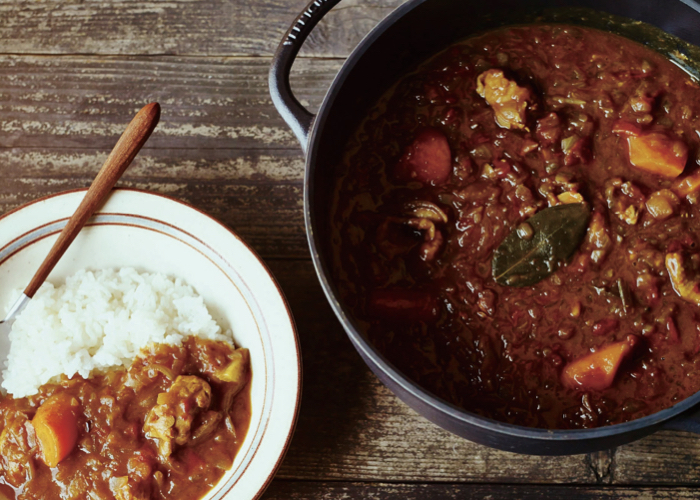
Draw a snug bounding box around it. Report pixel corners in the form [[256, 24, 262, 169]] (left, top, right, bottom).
[[0, 188, 301, 499]]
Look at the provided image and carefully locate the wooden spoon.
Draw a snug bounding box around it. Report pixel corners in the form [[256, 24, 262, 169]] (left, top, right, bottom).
[[0, 102, 161, 325]]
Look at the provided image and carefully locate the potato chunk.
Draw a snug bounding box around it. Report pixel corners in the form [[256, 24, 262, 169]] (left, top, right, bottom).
[[674, 170, 700, 198], [613, 121, 687, 178], [562, 337, 636, 391], [214, 348, 250, 390], [646, 189, 679, 220], [476, 69, 531, 129]]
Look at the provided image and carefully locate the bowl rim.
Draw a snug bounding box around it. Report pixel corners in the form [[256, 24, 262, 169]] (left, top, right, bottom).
[[0, 187, 302, 498]]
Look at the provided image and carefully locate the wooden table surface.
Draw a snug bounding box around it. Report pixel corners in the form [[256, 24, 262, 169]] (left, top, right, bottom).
[[1, 1, 700, 498]]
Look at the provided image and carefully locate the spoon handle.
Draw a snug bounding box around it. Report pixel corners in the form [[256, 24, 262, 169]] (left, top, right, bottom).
[[23, 102, 161, 298]]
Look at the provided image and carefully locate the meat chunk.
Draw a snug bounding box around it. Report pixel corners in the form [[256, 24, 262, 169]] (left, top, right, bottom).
[[144, 375, 212, 458], [584, 211, 612, 264], [395, 128, 452, 185], [0, 410, 34, 488], [604, 178, 645, 226], [213, 348, 250, 388], [109, 476, 151, 500], [476, 69, 531, 129], [110, 476, 149, 500]]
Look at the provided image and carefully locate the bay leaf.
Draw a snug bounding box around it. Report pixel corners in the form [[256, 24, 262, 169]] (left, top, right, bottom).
[[492, 203, 591, 287]]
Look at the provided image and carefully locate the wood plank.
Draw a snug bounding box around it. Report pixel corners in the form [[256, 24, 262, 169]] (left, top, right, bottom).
[[261, 482, 700, 499], [3, 3, 697, 490], [0, 148, 307, 259], [613, 431, 700, 484], [266, 260, 596, 483], [0, 0, 401, 57], [0, 55, 340, 150]]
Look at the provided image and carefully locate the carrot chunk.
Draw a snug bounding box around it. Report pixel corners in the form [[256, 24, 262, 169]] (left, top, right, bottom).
[[395, 129, 452, 185], [613, 121, 687, 178], [31, 393, 81, 467], [562, 337, 636, 391]]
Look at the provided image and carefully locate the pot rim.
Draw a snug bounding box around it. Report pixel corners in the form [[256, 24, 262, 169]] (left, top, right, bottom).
[[303, 0, 700, 441]]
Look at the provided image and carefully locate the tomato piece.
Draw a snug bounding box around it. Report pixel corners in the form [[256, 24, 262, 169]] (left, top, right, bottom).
[[32, 393, 81, 468], [368, 288, 440, 322], [613, 121, 687, 178], [395, 129, 452, 185], [562, 337, 636, 391]]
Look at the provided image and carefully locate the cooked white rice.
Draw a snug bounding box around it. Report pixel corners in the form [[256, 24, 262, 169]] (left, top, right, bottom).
[[2, 268, 231, 398]]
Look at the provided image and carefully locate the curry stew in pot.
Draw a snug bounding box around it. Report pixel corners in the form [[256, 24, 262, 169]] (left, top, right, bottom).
[[0, 338, 251, 499], [332, 25, 700, 429]]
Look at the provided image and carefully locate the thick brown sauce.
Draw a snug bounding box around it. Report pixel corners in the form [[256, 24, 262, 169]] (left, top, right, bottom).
[[332, 25, 700, 429], [0, 337, 251, 499]]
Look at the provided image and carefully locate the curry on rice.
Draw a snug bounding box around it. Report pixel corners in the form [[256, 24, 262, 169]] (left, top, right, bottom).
[[0, 337, 250, 500]]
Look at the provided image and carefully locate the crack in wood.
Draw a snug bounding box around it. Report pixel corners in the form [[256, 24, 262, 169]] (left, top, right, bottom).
[[585, 448, 616, 484]]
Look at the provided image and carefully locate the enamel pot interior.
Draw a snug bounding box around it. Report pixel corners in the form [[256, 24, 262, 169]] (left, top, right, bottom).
[[304, 0, 700, 454]]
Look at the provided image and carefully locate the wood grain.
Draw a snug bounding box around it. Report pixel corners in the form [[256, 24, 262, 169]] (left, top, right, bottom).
[[0, 56, 341, 258], [261, 482, 700, 499], [0, 149, 307, 259], [614, 431, 700, 484], [0, 55, 339, 150], [0, 0, 401, 57]]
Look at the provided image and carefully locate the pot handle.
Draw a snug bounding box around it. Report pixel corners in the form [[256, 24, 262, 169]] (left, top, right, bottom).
[[661, 407, 700, 434], [269, 0, 342, 153]]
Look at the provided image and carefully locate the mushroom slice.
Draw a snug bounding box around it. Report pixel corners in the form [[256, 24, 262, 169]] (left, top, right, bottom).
[[405, 200, 448, 223]]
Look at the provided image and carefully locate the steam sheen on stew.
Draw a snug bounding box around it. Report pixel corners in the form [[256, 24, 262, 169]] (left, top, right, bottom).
[[331, 25, 700, 429]]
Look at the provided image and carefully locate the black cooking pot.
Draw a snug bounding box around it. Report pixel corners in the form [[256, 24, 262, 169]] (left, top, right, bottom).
[[269, 0, 700, 454]]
